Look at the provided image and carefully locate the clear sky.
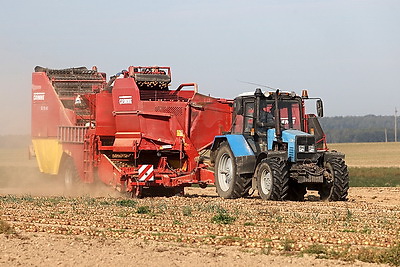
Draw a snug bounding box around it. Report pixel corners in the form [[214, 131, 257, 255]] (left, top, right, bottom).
[[0, 0, 399, 135]]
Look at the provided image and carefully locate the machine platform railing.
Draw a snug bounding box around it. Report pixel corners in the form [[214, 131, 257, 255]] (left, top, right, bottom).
[[58, 126, 89, 144]]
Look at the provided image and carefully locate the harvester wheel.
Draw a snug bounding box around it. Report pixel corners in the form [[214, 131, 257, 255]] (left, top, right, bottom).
[[214, 142, 247, 199], [60, 158, 81, 194], [319, 157, 349, 201], [256, 158, 289, 200]]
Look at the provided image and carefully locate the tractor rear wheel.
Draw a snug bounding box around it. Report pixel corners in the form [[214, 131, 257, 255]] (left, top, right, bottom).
[[319, 157, 349, 201], [256, 158, 289, 200], [241, 175, 253, 198], [214, 142, 248, 199]]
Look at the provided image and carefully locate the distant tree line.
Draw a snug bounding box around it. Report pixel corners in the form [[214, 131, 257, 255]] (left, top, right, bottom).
[[319, 115, 399, 143], [0, 115, 398, 147]]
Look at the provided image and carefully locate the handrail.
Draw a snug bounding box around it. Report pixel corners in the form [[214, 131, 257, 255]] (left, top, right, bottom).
[[58, 126, 89, 144], [174, 83, 198, 94]]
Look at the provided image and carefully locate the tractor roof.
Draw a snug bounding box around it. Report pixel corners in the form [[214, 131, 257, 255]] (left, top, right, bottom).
[[236, 90, 300, 98]]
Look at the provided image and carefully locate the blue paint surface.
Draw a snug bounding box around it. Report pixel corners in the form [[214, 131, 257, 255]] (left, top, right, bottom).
[[267, 129, 312, 162], [214, 135, 254, 157]]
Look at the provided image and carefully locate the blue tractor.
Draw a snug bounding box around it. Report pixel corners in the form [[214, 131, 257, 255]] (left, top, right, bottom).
[[210, 89, 349, 201]]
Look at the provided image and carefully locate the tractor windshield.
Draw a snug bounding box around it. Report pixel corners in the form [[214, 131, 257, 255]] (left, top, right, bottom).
[[262, 99, 302, 130], [231, 96, 303, 134]]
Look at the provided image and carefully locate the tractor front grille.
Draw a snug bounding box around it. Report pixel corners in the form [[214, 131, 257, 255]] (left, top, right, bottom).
[[296, 135, 317, 162]]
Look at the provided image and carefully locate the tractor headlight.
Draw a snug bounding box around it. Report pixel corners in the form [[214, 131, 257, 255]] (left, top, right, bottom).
[[298, 145, 305, 153], [308, 145, 315, 153]]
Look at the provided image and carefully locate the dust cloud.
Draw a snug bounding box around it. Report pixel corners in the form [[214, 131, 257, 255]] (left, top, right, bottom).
[[0, 136, 120, 198]]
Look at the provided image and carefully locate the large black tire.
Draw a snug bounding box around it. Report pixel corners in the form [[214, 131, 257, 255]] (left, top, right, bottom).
[[319, 157, 349, 201], [241, 175, 253, 198], [256, 158, 289, 200], [214, 142, 248, 199], [59, 157, 81, 195], [286, 179, 307, 201]]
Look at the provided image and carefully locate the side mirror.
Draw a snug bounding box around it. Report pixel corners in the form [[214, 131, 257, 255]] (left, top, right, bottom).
[[234, 98, 243, 115], [316, 99, 324, 117]]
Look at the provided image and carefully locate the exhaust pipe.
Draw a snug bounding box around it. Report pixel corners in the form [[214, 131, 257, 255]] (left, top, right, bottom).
[[274, 89, 282, 146]]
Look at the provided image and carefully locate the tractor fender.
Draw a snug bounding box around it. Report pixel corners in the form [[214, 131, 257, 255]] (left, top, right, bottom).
[[211, 135, 256, 176], [322, 151, 345, 162]]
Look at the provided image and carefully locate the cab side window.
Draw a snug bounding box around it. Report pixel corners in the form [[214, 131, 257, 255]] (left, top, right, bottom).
[[244, 103, 254, 132]]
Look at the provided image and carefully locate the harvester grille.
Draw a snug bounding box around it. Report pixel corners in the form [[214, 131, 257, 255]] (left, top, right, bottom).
[[154, 106, 184, 116]]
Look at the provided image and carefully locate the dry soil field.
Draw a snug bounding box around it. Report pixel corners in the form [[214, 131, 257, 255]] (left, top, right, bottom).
[[329, 142, 400, 168], [1, 185, 400, 266], [0, 147, 400, 266]]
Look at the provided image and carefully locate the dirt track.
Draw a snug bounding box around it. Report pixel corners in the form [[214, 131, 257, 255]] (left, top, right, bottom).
[[1, 185, 399, 267]]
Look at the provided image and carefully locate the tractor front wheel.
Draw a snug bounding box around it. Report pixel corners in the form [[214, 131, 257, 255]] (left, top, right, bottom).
[[319, 157, 349, 201], [214, 142, 247, 199], [256, 158, 289, 200]]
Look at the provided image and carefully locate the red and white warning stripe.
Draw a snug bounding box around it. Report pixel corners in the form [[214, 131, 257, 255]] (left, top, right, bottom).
[[138, 165, 154, 182]]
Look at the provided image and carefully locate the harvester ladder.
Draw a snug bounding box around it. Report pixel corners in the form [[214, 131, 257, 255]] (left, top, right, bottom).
[[83, 136, 94, 183]]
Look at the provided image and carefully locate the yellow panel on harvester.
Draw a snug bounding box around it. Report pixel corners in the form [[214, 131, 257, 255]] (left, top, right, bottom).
[[32, 138, 63, 175]]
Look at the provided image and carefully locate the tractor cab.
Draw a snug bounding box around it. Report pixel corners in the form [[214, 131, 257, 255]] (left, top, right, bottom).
[[231, 89, 327, 152], [231, 89, 303, 133]]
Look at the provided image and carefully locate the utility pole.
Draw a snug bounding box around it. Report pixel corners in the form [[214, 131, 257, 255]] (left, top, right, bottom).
[[385, 128, 388, 142], [395, 107, 398, 142]]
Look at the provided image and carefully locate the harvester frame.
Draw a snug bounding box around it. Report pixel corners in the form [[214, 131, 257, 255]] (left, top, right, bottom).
[[32, 65, 232, 197]]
